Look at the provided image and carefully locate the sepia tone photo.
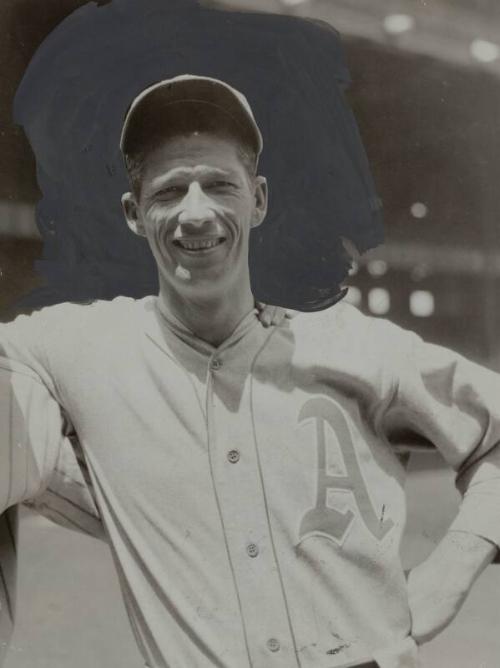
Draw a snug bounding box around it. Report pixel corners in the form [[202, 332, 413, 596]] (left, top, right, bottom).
[[1, 1, 499, 667]]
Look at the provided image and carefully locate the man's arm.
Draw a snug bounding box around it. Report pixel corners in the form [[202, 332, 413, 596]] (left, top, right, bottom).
[[26, 436, 104, 540], [407, 530, 496, 644], [0, 306, 107, 666], [0, 307, 81, 514], [0, 350, 70, 664], [380, 326, 500, 643], [0, 356, 68, 513]]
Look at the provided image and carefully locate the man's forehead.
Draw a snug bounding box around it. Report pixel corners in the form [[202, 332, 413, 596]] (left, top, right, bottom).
[[142, 133, 246, 179], [149, 165, 231, 190]]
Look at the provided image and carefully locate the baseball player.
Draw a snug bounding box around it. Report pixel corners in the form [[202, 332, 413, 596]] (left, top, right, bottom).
[[1, 75, 499, 668]]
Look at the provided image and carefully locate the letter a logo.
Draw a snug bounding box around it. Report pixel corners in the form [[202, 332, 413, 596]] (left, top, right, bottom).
[[298, 397, 394, 544]]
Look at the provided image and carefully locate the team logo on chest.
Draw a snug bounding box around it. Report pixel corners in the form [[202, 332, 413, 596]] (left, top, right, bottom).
[[297, 397, 394, 544]]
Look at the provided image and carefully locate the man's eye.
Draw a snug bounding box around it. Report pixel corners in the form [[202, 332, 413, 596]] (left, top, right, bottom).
[[157, 186, 184, 199], [207, 180, 235, 189]]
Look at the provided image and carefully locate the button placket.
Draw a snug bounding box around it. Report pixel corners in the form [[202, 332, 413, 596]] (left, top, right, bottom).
[[205, 334, 300, 667]]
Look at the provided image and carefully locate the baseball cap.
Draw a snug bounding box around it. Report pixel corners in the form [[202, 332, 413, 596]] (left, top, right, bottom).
[[120, 74, 263, 161]]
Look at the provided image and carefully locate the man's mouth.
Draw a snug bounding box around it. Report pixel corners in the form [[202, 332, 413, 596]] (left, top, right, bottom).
[[172, 237, 226, 252]]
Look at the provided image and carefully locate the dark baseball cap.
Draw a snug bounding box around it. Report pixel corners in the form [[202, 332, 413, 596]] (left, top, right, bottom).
[[120, 74, 263, 160]]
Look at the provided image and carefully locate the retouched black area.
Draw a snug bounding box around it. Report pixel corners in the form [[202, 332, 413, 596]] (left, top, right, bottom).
[[13, 0, 383, 311]]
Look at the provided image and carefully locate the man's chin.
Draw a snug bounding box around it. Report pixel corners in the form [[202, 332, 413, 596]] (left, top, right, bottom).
[[164, 264, 230, 291]]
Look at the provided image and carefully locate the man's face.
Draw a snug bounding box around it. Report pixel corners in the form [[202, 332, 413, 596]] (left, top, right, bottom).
[[122, 132, 267, 298]]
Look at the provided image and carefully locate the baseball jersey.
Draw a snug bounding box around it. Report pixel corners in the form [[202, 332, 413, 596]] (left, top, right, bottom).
[[1, 296, 500, 668]]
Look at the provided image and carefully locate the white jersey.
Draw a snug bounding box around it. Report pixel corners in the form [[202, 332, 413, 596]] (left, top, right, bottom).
[[1, 297, 500, 668]]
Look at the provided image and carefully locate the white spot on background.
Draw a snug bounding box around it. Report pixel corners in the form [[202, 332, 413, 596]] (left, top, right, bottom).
[[383, 14, 415, 35], [410, 290, 434, 317], [367, 260, 388, 277], [470, 39, 500, 63], [410, 202, 428, 219], [368, 288, 390, 315]]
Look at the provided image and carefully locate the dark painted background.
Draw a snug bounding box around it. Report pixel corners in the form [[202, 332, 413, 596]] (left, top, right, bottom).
[[8, 0, 383, 311]]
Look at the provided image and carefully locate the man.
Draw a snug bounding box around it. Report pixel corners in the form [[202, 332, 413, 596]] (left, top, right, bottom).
[[0, 74, 499, 668]]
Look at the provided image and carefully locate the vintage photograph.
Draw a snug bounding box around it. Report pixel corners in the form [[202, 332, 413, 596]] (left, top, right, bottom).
[[1, 1, 499, 667]]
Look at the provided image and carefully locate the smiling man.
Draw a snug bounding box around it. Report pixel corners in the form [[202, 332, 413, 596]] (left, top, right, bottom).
[[120, 76, 268, 346], [1, 75, 500, 668]]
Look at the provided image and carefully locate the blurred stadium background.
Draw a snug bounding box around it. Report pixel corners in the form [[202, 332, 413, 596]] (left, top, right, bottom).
[[0, 0, 499, 666]]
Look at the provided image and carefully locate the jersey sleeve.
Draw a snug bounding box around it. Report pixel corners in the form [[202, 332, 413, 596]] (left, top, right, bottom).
[[0, 306, 104, 538], [26, 436, 104, 540], [0, 309, 70, 513], [0, 354, 68, 512], [380, 324, 500, 549]]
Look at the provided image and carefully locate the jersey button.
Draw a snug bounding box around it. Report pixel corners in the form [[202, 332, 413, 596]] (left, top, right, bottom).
[[246, 543, 259, 558], [210, 358, 222, 371], [266, 638, 280, 653], [227, 449, 240, 464]]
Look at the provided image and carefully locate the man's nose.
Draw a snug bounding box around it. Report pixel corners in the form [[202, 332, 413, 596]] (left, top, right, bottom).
[[177, 182, 216, 228]]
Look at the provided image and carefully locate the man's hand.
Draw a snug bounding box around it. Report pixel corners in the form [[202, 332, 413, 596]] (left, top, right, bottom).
[[255, 302, 296, 328], [407, 530, 497, 645]]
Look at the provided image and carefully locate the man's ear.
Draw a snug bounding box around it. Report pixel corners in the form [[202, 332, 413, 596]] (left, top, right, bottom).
[[251, 176, 268, 228], [122, 192, 146, 237]]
